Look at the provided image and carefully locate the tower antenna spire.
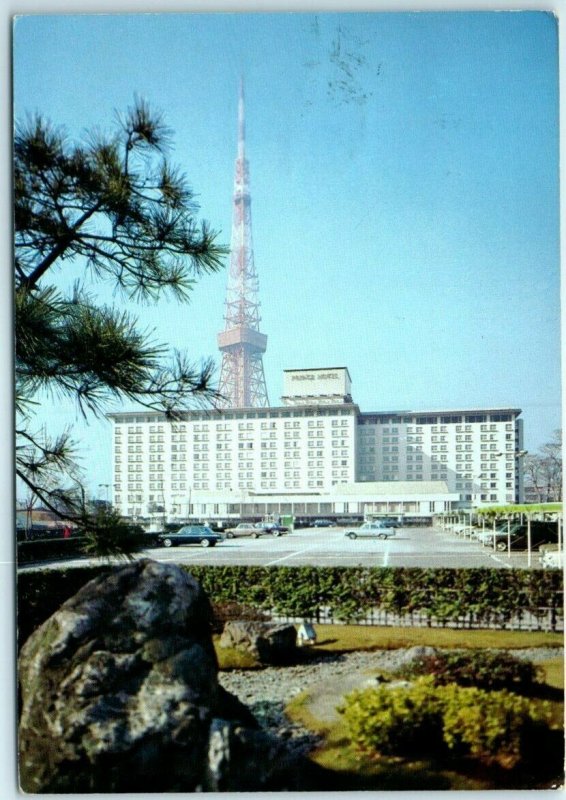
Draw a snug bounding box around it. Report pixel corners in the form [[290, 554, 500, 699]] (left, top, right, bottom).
[[238, 76, 245, 159], [217, 81, 269, 409]]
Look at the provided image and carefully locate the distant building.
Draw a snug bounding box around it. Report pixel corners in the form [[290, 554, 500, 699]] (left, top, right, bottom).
[[16, 507, 70, 539], [16, 507, 64, 528], [108, 366, 524, 522]]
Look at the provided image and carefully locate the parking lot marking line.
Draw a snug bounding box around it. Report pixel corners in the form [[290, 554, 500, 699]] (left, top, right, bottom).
[[489, 554, 513, 568], [265, 545, 322, 566]]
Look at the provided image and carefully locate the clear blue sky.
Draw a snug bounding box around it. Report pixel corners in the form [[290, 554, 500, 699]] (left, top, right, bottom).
[[13, 11, 561, 497]]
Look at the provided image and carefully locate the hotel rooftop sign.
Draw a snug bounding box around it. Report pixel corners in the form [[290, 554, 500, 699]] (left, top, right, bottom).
[[283, 367, 351, 401]]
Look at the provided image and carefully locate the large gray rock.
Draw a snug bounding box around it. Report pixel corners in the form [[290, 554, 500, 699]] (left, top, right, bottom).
[[395, 645, 440, 668], [219, 620, 297, 664], [17, 559, 307, 793]]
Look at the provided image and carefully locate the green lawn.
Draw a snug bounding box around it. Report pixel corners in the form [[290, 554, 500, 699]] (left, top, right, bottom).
[[309, 624, 564, 652], [541, 657, 565, 690], [215, 623, 564, 669]]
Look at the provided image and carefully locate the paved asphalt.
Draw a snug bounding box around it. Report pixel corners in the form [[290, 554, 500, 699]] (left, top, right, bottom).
[[18, 526, 545, 572], [144, 526, 538, 569]]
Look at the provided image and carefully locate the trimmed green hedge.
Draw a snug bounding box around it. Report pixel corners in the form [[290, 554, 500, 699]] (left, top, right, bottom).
[[17, 537, 88, 564], [187, 565, 563, 627], [17, 564, 563, 649], [17, 565, 115, 647]]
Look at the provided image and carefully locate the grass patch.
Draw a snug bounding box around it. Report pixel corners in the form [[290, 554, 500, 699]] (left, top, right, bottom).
[[532, 658, 565, 729], [307, 736, 562, 791], [539, 658, 565, 690], [286, 690, 332, 735], [311, 624, 564, 652]]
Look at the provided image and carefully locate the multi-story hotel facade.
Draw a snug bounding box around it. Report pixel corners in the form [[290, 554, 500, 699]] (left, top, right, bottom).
[[108, 367, 524, 523]]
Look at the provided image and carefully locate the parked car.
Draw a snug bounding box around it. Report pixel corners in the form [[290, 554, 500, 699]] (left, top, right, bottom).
[[541, 549, 564, 569], [313, 519, 336, 528], [475, 527, 518, 546], [478, 522, 557, 552], [379, 518, 401, 528], [344, 521, 397, 540], [156, 525, 223, 548], [254, 521, 288, 535], [507, 526, 558, 552], [450, 524, 471, 535], [224, 522, 280, 539]]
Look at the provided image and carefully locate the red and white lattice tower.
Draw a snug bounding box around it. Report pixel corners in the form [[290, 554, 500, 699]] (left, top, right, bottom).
[[217, 80, 269, 408]]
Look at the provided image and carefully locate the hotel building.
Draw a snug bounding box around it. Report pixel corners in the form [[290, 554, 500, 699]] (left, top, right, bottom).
[[108, 367, 524, 523]]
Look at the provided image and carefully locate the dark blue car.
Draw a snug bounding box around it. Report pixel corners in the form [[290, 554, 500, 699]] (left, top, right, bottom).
[[157, 525, 223, 548]]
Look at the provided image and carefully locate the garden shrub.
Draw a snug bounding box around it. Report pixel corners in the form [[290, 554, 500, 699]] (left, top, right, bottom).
[[440, 683, 552, 767], [395, 649, 540, 693], [339, 678, 553, 768], [338, 677, 445, 756]]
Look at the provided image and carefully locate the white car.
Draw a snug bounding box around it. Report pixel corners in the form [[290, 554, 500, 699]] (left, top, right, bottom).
[[345, 522, 397, 540], [224, 522, 282, 539], [541, 550, 564, 569]]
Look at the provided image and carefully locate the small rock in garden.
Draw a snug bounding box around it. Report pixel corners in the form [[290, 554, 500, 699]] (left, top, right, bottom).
[[219, 620, 298, 664], [395, 645, 439, 667]]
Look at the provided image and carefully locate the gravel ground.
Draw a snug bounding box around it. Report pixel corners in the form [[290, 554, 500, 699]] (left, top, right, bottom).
[[218, 647, 564, 756]]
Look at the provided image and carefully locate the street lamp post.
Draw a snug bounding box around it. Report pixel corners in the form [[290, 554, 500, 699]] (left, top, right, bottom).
[[526, 515, 532, 568], [487, 449, 529, 560]]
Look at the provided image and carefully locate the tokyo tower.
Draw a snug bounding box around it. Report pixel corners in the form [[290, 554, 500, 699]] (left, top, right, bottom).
[[217, 80, 269, 408]]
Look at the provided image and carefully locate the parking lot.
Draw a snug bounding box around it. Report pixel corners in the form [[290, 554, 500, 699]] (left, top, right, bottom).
[[19, 524, 552, 572], [134, 525, 543, 570]]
